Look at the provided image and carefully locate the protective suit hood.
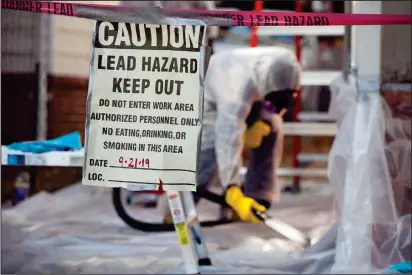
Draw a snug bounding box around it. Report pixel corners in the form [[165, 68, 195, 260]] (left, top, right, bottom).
[[229, 47, 301, 97]]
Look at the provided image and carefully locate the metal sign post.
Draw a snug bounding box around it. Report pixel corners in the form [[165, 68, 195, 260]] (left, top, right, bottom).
[[166, 190, 212, 274]]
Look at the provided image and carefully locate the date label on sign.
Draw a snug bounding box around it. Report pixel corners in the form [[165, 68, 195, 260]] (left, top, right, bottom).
[[89, 159, 108, 167]]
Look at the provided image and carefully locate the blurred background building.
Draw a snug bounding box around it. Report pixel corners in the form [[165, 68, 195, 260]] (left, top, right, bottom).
[[1, 1, 119, 201]]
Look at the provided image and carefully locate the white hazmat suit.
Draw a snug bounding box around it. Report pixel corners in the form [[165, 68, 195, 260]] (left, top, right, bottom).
[[200, 47, 301, 203]]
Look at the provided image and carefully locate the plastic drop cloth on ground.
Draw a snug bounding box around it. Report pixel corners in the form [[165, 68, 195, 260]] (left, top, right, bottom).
[[328, 76, 411, 273], [2, 182, 337, 274]]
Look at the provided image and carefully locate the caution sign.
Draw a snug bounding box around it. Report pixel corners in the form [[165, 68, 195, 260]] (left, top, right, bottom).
[[83, 22, 207, 192]]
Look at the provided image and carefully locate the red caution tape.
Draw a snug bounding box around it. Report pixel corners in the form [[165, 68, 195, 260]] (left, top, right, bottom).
[[2, 0, 411, 26]]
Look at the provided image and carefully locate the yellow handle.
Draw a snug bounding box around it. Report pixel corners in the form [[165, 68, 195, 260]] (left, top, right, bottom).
[[225, 185, 266, 224], [243, 121, 271, 149]]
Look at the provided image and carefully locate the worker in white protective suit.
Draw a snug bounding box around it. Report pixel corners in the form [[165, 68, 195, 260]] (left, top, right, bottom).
[[163, 47, 301, 224], [197, 47, 301, 223]]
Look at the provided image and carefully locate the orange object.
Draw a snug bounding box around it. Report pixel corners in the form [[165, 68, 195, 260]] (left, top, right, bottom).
[[249, 0, 263, 48]]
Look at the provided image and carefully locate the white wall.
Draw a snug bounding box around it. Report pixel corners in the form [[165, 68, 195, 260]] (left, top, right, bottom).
[[1, 9, 42, 73], [1, 1, 118, 76], [381, 1, 412, 83], [49, 1, 119, 78]]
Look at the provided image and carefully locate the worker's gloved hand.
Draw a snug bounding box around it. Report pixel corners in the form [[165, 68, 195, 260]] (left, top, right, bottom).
[[225, 185, 267, 224], [243, 120, 271, 149]]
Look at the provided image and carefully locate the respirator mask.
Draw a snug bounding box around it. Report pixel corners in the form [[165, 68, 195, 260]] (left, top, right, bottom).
[[246, 89, 297, 128]]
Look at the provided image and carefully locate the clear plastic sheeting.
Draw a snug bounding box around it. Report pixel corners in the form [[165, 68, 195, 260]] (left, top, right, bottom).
[[328, 76, 411, 273], [2, 183, 337, 274]]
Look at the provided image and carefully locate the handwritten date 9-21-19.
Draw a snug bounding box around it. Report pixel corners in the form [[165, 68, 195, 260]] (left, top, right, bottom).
[[119, 157, 150, 168]]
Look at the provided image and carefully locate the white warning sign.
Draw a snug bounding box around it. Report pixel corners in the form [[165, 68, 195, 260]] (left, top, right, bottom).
[[83, 22, 207, 192]]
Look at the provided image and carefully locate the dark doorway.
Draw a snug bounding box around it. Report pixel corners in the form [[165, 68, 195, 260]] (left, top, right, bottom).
[[1, 65, 39, 202]]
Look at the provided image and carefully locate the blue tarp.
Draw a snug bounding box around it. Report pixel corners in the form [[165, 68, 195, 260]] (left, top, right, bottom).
[[387, 262, 412, 274], [7, 132, 82, 154]]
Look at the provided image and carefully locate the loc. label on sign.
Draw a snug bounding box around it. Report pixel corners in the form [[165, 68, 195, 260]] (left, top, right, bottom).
[[82, 21, 207, 192]]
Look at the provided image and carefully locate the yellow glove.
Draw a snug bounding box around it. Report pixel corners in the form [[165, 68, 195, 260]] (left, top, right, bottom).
[[243, 121, 271, 149], [225, 185, 267, 224]]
